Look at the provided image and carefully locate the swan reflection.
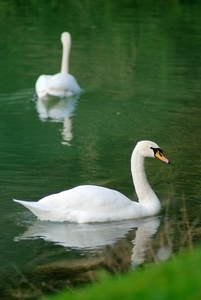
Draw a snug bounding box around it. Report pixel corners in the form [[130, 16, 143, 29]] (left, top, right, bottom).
[[36, 95, 79, 145], [14, 217, 160, 265]]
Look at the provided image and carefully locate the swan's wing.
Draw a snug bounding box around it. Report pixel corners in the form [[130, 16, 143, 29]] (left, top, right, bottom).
[[48, 73, 81, 96], [35, 75, 52, 98], [38, 185, 132, 211]]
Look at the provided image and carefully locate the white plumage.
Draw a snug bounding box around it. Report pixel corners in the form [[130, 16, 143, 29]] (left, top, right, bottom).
[[35, 32, 81, 101], [14, 141, 170, 223]]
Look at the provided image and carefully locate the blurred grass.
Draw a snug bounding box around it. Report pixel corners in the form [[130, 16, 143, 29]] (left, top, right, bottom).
[[42, 247, 201, 300]]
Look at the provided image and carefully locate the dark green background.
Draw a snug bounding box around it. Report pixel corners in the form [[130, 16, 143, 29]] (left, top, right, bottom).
[[0, 0, 201, 294]]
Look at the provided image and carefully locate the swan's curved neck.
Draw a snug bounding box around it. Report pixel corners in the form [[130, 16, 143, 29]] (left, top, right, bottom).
[[61, 35, 71, 74], [131, 149, 160, 213]]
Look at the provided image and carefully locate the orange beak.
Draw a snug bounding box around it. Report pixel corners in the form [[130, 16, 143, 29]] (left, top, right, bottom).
[[155, 150, 170, 164]]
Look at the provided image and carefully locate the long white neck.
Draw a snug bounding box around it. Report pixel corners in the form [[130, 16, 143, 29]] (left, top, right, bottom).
[[131, 149, 161, 214], [61, 32, 71, 74]]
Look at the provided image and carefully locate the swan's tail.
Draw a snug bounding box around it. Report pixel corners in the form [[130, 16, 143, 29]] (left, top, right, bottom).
[[13, 199, 51, 220], [13, 199, 106, 223], [13, 199, 45, 209]]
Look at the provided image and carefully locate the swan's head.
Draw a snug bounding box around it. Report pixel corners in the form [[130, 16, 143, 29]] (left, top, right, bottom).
[[136, 140, 170, 164], [61, 32, 71, 44]]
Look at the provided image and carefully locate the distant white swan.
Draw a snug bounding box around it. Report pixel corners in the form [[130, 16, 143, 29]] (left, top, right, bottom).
[[35, 32, 81, 100], [14, 140, 170, 223]]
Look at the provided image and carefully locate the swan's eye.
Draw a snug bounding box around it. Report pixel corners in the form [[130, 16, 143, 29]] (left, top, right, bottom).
[[150, 147, 163, 157]]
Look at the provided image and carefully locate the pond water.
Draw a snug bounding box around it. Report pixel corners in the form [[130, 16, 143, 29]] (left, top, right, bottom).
[[1, 0, 201, 298]]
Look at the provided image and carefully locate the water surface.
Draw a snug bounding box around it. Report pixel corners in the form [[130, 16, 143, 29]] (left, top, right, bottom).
[[0, 1, 201, 298]]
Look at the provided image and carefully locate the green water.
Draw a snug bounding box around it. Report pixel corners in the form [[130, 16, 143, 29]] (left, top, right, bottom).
[[0, 0, 201, 298]]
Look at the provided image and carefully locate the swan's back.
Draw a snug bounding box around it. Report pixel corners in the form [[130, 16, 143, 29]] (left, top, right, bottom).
[[36, 73, 81, 100], [48, 73, 81, 96], [40, 185, 132, 211]]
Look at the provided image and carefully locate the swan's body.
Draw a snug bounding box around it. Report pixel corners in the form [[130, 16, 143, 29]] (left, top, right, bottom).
[[14, 141, 170, 223], [35, 32, 81, 101]]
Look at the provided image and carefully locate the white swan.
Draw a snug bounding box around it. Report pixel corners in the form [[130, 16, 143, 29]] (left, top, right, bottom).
[[35, 32, 81, 100], [13, 140, 170, 223]]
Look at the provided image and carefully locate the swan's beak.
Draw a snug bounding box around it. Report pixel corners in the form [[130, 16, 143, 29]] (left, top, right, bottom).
[[155, 150, 170, 164]]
